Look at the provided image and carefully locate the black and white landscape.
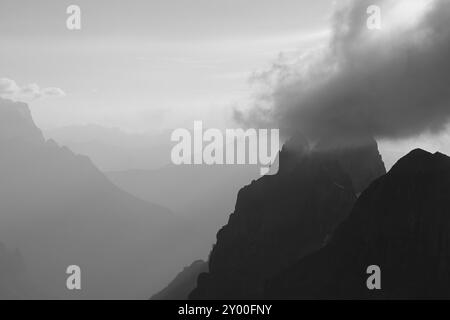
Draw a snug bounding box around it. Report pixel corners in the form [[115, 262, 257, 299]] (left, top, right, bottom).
[[1, 0, 450, 300]]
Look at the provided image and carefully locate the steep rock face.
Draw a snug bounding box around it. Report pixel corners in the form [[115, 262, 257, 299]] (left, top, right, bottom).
[[190, 135, 385, 299], [322, 137, 386, 194], [151, 260, 208, 300], [266, 149, 450, 299]]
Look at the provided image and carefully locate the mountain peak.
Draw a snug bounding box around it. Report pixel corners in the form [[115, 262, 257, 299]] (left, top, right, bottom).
[[0, 98, 44, 144], [388, 148, 450, 177], [189, 134, 386, 299], [279, 133, 386, 194], [266, 148, 450, 299], [0, 97, 177, 299]]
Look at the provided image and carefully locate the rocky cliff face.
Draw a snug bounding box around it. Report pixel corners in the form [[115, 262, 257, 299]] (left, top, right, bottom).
[[266, 149, 450, 299], [190, 135, 385, 299], [319, 137, 386, 194]]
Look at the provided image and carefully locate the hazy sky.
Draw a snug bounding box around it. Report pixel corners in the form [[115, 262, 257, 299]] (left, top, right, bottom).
[[0, 0, 334, 132]]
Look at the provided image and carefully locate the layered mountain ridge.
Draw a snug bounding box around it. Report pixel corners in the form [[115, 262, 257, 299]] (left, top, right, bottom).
[[0, 98, 183, 299], [266, 149, 450, 299], [189, 134, 386, 299]]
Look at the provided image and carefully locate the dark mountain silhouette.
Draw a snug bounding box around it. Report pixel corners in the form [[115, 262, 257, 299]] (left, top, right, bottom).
[[316, 137, 387, 195], [151, 260, 207, 300], [0, 98, 187, 299], [189, 135, 385, 299], [266, 149, 450, 299]]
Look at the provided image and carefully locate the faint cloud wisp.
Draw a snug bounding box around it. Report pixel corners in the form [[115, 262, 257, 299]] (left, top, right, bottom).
[[0, 78, 66, 101]]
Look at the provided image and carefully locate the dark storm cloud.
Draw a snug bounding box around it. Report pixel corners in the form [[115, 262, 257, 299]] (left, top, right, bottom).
[[236, 0, 450, 144]]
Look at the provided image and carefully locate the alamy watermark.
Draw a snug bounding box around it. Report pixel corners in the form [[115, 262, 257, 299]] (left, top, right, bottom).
[[367, 5, 382, 30], [66, 5, 81, 30], [170, 121, 280, 176], [66, 265, 81, 290]]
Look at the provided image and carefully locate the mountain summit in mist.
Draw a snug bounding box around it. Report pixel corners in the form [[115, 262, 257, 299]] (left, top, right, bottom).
[[266, 149, 450, 299], [189, 134, 386, 299]]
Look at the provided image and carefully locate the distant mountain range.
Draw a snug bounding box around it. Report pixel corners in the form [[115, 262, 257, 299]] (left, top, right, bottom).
[[44, 125, 171, 171], [47, 124, 262, 264], [107, 164, 260, 259], [0, 98, 194, 299]]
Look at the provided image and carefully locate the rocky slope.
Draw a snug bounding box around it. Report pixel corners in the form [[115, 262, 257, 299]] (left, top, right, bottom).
[[151, 260, 207, 300]]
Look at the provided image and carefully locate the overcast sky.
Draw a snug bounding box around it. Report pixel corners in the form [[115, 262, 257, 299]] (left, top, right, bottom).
[[0, 0, 334, 132]]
